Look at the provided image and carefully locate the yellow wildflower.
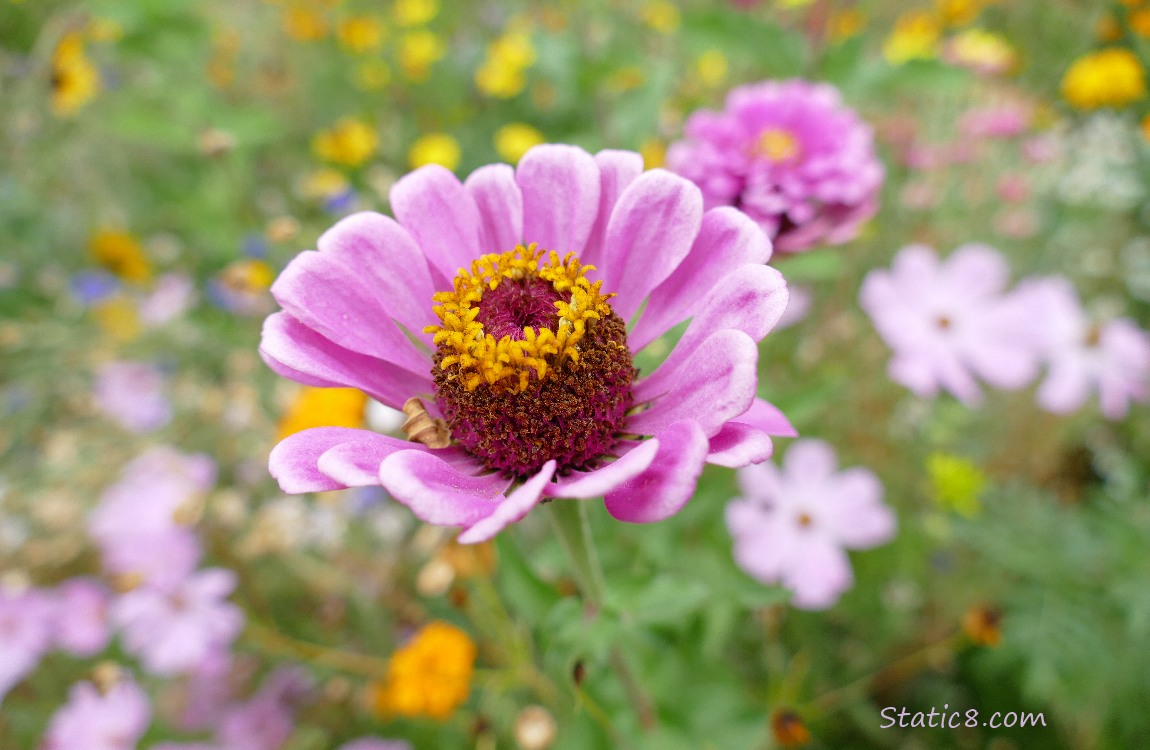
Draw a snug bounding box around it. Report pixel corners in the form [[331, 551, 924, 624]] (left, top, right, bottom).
[[337, 15, 386, 53], [283, 6, 328, 41], [696, 49, 728, 87], [354, 59, 392, 90], [312, 118, 378, 167], [777, 0, 816, 7], [398, 29, 445, 81], [277, 386, 367, 440], [926, 452, 985, 518], [371, 621, 476, 720], [475, 32, 535, 98], [298, 167, 350, 201], [87, 18, 124, 43], [394, 0, 439, 27], [50, 31, 101, 116], [92, 295, 141, 341], [639, 0, 680, 33], [640, 139, 666, 169], [946, 28, 1017, 75], [936, 0, 982, 27], [494, 123, 544, 163], [89, 230, 151, 283], [828, 8, 865, 40], [1061, 47, 1147, 109], [883, 11, 941, 64], [408, 132, 460, 170]]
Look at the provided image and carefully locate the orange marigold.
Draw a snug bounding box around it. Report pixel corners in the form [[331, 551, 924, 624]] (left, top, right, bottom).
[[371, 621, 477, 720]]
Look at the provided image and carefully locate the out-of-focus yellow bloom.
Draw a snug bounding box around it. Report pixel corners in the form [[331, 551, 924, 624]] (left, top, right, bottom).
[[223, 259, 276, 291], [370, 621, 476, 720], [50, 31, 101, 116], [640, 0, 680, 33], [337, 15, 386, 53], [354, 59, 392, 90], [777, 0, 816, 7], [277, 386, 367, 440], [828, 8, 865, 40], [883, 11, 940, 64], [92, 295, 141, 341], [313, 118, 378, 167], [398, 29, 445, 81], [494, 123, 544, 163], [475, 32, 535, 98], [283, 6, 328, 41], [946, 28, 1017, 75], [394, 0, 439, 27], [927, 452, 985, 518], [639, 139, 666, 169], [696, 49, 728, 87], [605, 66, 645, 93], [299, 168, 350, 201], [408, 132, 460, 170], [89, 230, 151, 283], [936, 0, 982, 27], [1061, 47, 1147, 109]]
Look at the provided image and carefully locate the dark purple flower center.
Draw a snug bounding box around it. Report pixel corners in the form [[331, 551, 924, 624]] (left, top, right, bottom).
[[474, 277, 563, 340]]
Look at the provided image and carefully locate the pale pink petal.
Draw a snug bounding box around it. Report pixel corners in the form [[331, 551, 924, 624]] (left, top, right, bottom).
[[269, 427, 374, 493], [735, 460, 782, 503], [390, 165, 484, 285], [597, 169, 703, 321], [604, 420, 709, 523], [457, 461, 557, 544], [516, 145, 601, 254], [380, 450, 511, 526], [319, 437, 481, 487], [823, 468, 896, 548], [629, 330, 759, 438], [630, 207, 772, 350], [733, 397, 798, 437], [315, 211, 437, 343], [706, 423, 774, 468], [271, 250, 431, 374], [943, 243, 1010, 299], [543, 438, 661, 499], [1037, 360, 1091, 414], [781, 438, 837, 480], [465, 164, 524, 254], [582, 149, 645, 269], [782, 536, 853, 610]]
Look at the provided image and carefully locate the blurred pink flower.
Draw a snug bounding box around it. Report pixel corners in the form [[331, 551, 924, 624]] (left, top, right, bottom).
[[958, 105, 1031, 140], [859, 243, 1042, 405], [92, 361, 172, 433], [339, 740, 413, 750], [51, 578, 111, 657], [668, 79, 884, 253], [215, 667, 311, 750], [726, 439, 895, 609], [139, 272, 196, 326], [1020, 277, 1150, 419], [112, 568, 243, 676], [41, 678, 150, 750], [0, 586, 54, 704]]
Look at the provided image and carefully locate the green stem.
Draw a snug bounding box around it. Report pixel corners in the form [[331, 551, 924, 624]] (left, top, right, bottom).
[[546, 500, 607, 610]]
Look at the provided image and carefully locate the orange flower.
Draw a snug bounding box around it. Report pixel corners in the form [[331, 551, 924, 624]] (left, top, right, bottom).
[[370, 621, 477, 720]]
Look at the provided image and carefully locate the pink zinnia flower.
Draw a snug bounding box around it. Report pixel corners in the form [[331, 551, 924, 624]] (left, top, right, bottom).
[[112, 568, 243, 676], [859, 243, 1041, 405], [1020, 277, 1150, 419], [263, 144, 794, 542], [0, 586, 54, 704], [41, 677, 150, 750], [726, 439, 895, 610], [92, 361, 172, 433], [667, 80, 884, 253]]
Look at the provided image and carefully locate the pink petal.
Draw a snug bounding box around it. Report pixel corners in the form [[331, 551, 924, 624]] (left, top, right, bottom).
[[630, 207, 772, 351], [319, 437, 480, 487], [734, 398, 798, 437], [315, 211, 437, 344], [652, 264, 788, 375], [781, 439, 837, 481], [516, 145, 601, 255], [260, 312, 434, 410], [706, 423, 773, 468], [782, 536, 854, 610], [597, 169, 703, 322], [457, 461, 557, 544], [603, 420, 709, 523], [379, 450, 511, 526], [824, 468, 896, 548], [270, 427, 374, 493], [943, 243, 1009, 299], [629, 329, 759, 438], [271, 250, 431, 375], [465, 164, 524, 254], [543, 438, 661, 498], [582, 149, 644, 269], [1037, 360, 1091, 414], [735, 460, 782, 502], [390, 165, 484, 286]]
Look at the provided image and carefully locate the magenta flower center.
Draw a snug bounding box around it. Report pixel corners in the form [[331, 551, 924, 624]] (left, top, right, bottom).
[[474, 277, 563, 340]]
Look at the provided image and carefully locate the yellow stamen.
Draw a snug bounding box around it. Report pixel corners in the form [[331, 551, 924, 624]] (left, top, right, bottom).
[[756, 128, 800, 163], [423, 244, 614, 393]]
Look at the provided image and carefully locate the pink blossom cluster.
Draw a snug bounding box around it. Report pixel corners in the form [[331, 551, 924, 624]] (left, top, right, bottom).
[[860, 244, 1150, 418]]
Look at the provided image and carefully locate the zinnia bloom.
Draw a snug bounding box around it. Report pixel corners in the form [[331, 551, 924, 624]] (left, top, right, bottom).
[[1061, 48, 1147, 110], [726, 439, 896, 609], [667, 80, 883, 253], [859, 243, 1041, 405], [1018, 276, 1150, 419], [263, 144, 793, 542]]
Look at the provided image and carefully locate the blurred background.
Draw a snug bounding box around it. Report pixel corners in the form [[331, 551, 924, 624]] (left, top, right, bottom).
[[2, 1, 1150, 748]]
